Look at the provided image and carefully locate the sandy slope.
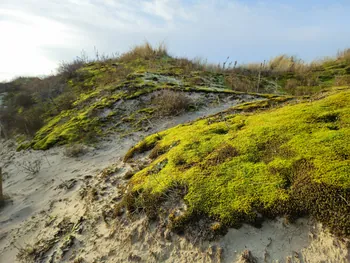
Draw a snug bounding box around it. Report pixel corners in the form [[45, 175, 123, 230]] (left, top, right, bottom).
[[0, 96, 349, 263]]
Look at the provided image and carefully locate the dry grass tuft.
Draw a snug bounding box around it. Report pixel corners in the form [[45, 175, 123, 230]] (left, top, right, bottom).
[[337, 48, 350, 61], [64, 144, 88, 158], [119, 42, 168, 62], [17, 159, 42, 175], [267, 55, 308, 73], [335, 75, 350, 86], [152, 90, 192, 116], [225, 75, 256, 92]]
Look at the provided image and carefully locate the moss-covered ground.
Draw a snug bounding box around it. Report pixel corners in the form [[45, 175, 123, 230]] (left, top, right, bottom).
[[21, 57, 259, 150], [2, 45, 347, 150], [123, 86, 350, 237]]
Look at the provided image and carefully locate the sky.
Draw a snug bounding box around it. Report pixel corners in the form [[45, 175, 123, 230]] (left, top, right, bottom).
[[0, 0, 349, 81]]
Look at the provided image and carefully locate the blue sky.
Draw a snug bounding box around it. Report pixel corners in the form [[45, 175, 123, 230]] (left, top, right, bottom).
[[0, 0, 349, 81]]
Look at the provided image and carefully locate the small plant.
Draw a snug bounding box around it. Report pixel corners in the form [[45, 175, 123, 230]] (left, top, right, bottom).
[[16, 244, 37, 262], [64, 144, 88, 158], [152, 90, 192, 116], [17, 159, 42, 175]]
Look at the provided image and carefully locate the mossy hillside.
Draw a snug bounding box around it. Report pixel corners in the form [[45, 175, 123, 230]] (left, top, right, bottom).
[[10, 45, 350, 150], [276, 59, 350, 94], [27, 56, 274, 150], [124, 87, 350, 236], [234, 55, 350, 96]]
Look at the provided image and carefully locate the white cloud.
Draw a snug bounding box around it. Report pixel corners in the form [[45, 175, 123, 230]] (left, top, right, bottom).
[[0, 0, 349, 81], [0, 8, 78, 80], [141, 0, 192, 22]]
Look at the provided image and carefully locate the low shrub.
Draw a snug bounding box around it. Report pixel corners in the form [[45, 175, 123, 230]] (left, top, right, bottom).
[[0, 106, 44, 136], [151, 90, 192, 116], [57, 54, 88, 79], [64, 144, 88, 158]]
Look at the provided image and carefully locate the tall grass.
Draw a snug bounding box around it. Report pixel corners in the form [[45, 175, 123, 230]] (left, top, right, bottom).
[[119, 42, 168, 62], [337, 48, 350, 61]]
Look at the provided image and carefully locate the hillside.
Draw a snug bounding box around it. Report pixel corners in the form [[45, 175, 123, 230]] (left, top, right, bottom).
[[122, 86, 350, 237], [1, 45, 350, 151], [0, 45, 350, 263]]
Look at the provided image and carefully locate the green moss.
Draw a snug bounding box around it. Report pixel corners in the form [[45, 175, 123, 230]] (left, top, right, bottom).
[[137, 108, 155, 114], [124, 87, 350, 236], [124, 133, 162, 162], [30, 107, 103, 150]]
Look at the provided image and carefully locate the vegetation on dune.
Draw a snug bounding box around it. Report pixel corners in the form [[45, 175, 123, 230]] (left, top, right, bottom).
[[122, 87, 350, 237], [0, 43, 349, 243], [0, 44, 350, 150], [229, 49, 350, 95], [0, 43, 259, 149]]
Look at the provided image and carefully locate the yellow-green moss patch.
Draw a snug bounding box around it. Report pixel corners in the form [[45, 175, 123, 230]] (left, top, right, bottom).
[[124, 87, 350, 236]]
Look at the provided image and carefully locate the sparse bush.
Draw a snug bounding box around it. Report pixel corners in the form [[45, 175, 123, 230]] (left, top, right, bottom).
[[32, 75, 67, 102], [64, 144, 88, 157], [58, 59, 87, 79], [17, 159, 42, 175], [0, 75, 66, 137], [152, 90, 192, 116], [20, 108, 45, 135], [0, 105, 44, 136], [57, 51, 89, 79], [14, 92, 35, 108]]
